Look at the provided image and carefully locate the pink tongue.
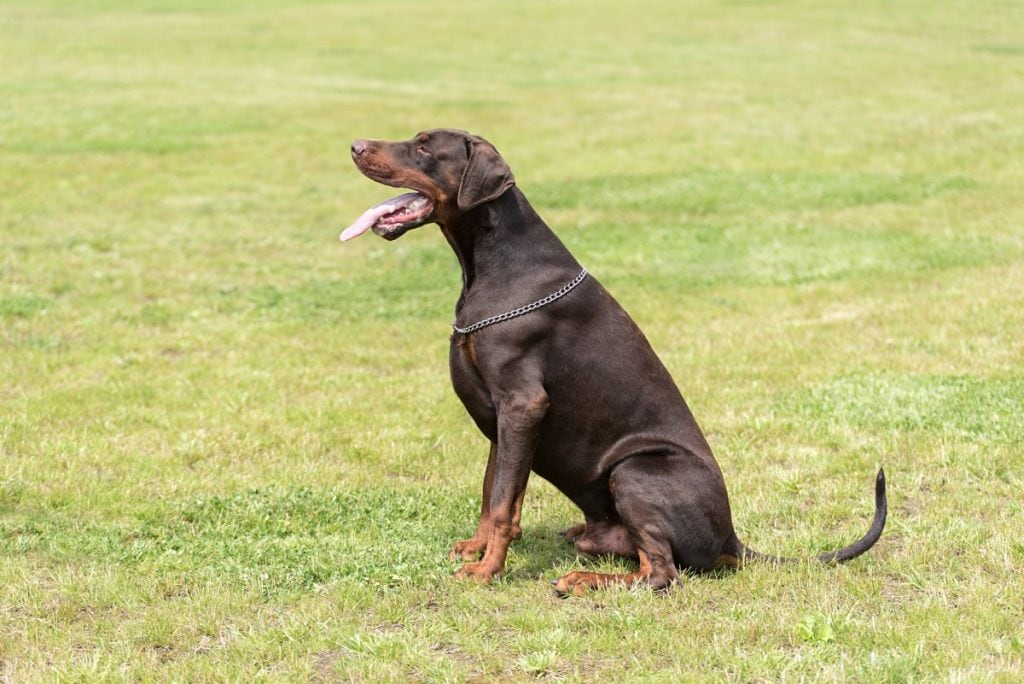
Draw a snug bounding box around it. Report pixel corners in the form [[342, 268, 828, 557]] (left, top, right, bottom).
[[340, 194, 415, 242], [340, 203, 392, 241]]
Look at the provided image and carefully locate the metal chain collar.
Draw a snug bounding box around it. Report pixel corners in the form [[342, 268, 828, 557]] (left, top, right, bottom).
[[452, 268, 588, 335]]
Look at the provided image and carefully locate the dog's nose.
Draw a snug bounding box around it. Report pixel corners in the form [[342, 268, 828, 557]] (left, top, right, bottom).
[[351, 139, 369, 157]]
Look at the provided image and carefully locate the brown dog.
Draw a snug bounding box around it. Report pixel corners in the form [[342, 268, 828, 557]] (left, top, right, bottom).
[[343, 129, 886, 594]]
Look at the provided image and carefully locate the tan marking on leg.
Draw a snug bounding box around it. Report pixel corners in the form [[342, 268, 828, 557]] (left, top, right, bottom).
[[455, 522, 518, 583], [716, 553, 740, 567], [552, 549, 659, 596]]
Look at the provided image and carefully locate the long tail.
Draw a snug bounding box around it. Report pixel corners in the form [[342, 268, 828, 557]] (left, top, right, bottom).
[[734, 468, 887, 565]]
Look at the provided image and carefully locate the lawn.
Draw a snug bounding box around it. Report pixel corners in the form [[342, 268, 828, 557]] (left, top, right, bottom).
[[2, 0, 1023, 680]]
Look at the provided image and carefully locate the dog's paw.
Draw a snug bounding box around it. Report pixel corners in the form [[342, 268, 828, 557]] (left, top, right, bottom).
[[560, 522, 586, 542], [454, 561, 500, 583], [449, 538, 486, 561], [550, 571, 592, 597], [551, 569, 673, 596]]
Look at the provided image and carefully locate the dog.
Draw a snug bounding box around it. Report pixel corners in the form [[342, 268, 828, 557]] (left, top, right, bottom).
[[342, 129, 886, 594]]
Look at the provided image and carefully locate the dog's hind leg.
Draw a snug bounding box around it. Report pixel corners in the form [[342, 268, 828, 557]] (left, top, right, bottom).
[[552, 452, 731, 595], [567, 518, 637, 558], [561, 522, 586, 542], [552, 546, 671, 596], [553, 457, 680, 594]]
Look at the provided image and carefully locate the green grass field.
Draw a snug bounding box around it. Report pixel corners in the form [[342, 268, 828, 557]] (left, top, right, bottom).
[[3, 0, 1023, 680]]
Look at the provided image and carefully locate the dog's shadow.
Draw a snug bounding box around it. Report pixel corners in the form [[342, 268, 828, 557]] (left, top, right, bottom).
[[504, 523, 583, 579], [491, 522, 741, 585]]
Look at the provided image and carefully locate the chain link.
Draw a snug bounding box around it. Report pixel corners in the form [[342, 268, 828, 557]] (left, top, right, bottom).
[[452, 268, 588, 335]]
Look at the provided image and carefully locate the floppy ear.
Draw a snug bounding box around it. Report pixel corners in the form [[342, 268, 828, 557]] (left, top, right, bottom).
[[457, 138, 516, 211]]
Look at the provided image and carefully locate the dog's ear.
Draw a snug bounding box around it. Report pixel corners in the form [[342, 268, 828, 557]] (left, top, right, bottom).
[[457, 137, 515, 211]]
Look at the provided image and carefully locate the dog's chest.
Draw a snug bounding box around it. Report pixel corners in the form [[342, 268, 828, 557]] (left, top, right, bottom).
[[449, 334, 497, 440]]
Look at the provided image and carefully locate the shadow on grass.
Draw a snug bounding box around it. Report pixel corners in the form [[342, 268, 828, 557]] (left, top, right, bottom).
[[500, 523, 743, 586]]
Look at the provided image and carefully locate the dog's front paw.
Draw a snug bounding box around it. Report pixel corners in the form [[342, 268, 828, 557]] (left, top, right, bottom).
[[449, 538, 487, 561], [454, 561, 500, 583]]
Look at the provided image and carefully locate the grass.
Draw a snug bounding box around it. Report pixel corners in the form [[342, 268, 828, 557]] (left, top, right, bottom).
[[2, 0, 1023, 680]]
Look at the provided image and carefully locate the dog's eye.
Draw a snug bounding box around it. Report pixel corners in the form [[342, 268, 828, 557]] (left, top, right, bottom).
[[415, 146, 430, 158]]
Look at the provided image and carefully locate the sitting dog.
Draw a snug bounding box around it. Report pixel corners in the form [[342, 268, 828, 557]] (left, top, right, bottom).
[[342, 129, 886, 594]]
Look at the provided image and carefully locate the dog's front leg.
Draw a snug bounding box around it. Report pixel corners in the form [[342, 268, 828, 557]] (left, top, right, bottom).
[[455, 387, 548, 582], [450, 442, 526, 560]]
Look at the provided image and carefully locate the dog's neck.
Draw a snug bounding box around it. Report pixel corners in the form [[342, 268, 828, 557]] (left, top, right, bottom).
[[440, 187, 581, 319]]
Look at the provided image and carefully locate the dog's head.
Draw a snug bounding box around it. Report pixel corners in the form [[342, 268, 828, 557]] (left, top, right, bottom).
[[341, 129, 515, 241]]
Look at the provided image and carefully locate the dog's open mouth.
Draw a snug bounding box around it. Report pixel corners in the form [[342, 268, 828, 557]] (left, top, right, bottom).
[[340, 192, 434, 242]]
